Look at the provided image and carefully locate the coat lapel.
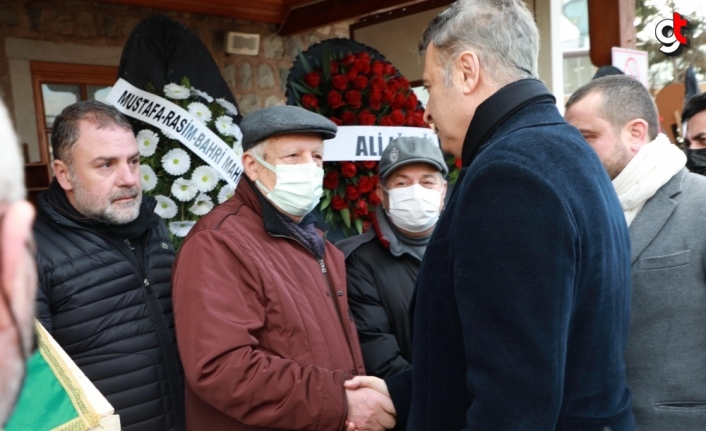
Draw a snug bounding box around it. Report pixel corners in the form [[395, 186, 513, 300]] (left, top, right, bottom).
[[628, 169, 687, 263]]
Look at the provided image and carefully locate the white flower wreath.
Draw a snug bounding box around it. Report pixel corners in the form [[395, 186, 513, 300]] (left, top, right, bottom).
[[134, 78, 241, 249]]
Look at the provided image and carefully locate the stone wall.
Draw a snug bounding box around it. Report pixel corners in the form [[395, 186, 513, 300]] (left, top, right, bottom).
[[0, 0, 352, 115]]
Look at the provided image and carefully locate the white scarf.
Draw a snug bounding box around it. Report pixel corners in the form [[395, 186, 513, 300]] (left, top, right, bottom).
[[612, 133, 686, 226]]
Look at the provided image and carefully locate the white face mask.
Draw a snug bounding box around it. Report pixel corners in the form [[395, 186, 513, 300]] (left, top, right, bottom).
[[253, 154, 324, 217], [385, 184, 442, 233]]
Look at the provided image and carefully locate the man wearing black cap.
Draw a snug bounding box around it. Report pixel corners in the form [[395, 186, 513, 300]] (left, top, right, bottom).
[[172, 105, 396, 431], [337, 137, 447, 379]]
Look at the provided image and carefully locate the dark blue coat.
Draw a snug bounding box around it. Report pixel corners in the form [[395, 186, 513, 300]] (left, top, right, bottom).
[[387, 79, 634, 431]]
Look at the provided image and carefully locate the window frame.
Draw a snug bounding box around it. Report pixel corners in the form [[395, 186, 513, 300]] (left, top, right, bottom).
[[30, 61, 118, 164]]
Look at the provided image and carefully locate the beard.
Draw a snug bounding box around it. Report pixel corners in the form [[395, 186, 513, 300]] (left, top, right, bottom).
[[70, 174, 142, 225], [605, 137, 632, 180]]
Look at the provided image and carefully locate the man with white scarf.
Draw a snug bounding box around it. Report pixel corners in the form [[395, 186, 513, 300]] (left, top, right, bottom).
[[565, 74, 706, 431]]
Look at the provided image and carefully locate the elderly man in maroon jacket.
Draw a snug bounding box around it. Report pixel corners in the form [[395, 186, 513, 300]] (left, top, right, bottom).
[[172, 105, 395, 431]]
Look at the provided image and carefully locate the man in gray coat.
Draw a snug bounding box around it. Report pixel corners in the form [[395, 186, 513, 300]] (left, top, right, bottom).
[[565, 75, 706, 431]]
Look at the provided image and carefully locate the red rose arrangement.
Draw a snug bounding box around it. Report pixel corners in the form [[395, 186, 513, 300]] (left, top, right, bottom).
[[287, 39, 428, 237]]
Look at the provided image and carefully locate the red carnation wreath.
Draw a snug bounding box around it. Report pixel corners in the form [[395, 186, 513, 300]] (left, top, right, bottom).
[[286, 39, 431, 237]]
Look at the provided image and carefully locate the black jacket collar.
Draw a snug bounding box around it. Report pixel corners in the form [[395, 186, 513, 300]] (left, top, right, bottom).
[[461, 79, 556, 167]]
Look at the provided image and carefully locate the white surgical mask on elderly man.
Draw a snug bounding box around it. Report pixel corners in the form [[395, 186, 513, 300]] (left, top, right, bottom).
[[385, 184, 442, 233], [252, 154, 324, 217]]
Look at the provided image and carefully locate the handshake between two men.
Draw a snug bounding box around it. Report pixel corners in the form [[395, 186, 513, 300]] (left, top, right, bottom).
[[346, 376, 396, 431]]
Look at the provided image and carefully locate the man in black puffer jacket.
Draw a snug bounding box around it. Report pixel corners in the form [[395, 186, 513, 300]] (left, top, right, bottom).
[[34, 101, 185, 431]]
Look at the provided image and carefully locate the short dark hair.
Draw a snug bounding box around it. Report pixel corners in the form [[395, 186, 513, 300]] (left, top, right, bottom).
[[566, 75, 659, 141], [682, 93, 706, 125], [51, 100, 133, 163]]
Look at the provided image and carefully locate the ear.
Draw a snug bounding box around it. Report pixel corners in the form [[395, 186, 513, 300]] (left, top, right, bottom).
[[242, 153, 259, 182], [458, 51, 481, 95], [623, 118, 650, 154], [53, 159, 73, 192]]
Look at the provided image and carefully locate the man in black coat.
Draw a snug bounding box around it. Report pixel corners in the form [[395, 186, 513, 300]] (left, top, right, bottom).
[[345, 1, 634, 430], [337, 137, 447, 378], [34, 101, 185, 431], [682, 93, 706, 175]]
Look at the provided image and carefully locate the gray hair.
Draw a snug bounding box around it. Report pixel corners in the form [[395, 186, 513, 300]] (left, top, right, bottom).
[[0, 100, 25, 202], [245, 140, 268, 161], [566, 75, 659, 141], [51, 100, 133, 164], [418, 0, 538, 86]]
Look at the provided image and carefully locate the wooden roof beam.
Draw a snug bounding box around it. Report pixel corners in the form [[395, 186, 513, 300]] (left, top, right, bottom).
[[278, 0, 434, 36]]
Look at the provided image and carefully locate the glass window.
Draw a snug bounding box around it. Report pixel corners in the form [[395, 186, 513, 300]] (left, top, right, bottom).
[[563, 54, 595, 95], [41, 84, 81, 128], [88, 85, 113, 103]]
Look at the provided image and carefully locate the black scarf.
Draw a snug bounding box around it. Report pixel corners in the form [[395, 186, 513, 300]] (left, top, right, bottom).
[[247, 178, 325, 260], [45, 179, 158, 240], [461, 78, 556, 167]]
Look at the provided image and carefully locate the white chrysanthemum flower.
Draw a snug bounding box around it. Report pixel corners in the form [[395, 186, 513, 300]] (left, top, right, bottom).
[[154, 195, 178, 219], [232, 143, 243, 158], [216, 98, 238, 116], [169, 221, 195, 237], [160, 127, 179, 140], [140, 165, 158, 192], [215, 115, 234, 135], [217, 184, 236, 204], [190, 87, 214, 103], [163, 83, 190, 100], [230, 124, 243, 143], [191, 165, 219, 193], [136, 129, 159, 157], [162, 148, 191, 176], [171, 177, 198, 202], [189, 194, 214, 216], [188, 102, 212, 123]]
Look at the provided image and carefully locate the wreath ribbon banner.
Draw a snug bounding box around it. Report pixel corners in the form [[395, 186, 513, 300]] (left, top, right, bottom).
[[106, 78, 244, 187], [324, 126, 440, 161]]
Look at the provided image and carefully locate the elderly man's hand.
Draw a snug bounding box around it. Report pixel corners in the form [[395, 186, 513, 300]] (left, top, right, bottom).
[[344, 376, 390, 397], [345, 378, 396, 431]]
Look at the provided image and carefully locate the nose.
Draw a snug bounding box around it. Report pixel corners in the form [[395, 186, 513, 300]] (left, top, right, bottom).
[[423, 105, 433, 127], [117, 161, 139, 188]]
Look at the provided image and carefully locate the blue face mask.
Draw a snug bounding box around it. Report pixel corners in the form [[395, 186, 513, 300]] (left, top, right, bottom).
[[253, 154, 324, 217]]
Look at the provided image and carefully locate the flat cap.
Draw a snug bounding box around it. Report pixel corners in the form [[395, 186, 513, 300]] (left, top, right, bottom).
[[379, 136, 448, 180], [240, 105, 337, 150]]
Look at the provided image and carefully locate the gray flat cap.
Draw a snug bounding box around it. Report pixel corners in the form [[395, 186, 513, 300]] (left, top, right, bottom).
[[240, 105, 337, 150], [379, 137, 448, 180]]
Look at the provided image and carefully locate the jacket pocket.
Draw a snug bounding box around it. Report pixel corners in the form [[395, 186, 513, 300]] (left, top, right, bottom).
[[655, 401, 706, 410], [638, 250, 691, 270]]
